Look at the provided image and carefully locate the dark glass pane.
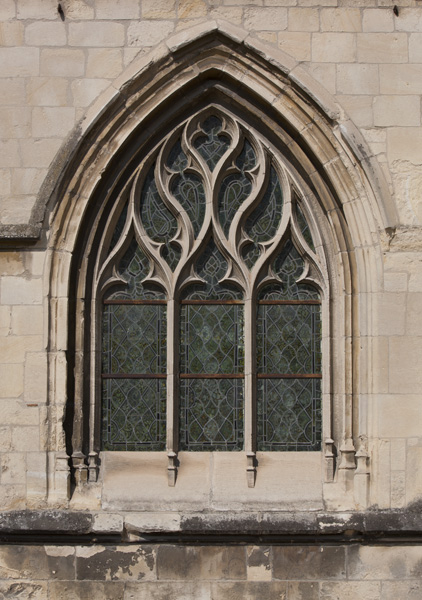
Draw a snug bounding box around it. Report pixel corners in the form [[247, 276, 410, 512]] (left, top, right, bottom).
[[167, 140, 188, 173], [296, 202, 315, 252], [102, 305, 166, 374], [172, 173, 206, 237], [242, 242, 261, 270], [194, 116, 230, 171], [257, 378, 321, 451], [179, 378, 244, 451], [180, 305, 244, 374], [219, 140, 255, 237], [140, 164, 181, 271], [257, 304, 321, 374], [102, 378, 166, 450], [259, 241, 319, 301], [182, 238, 243, 300], [105, 240, 165, 300]]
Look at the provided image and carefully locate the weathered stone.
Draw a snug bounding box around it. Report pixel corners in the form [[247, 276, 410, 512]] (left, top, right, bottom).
[[211, 581, 288, 600], [76, 545, 156, 581], [246, 546, 271, 581], [50, 581, 125, 600], [125, 582, 210, 600], [273, 546, 346, 580], [156, 546, 246, 581], [320, 581, 381, 600], [0, 545, 75, 580]]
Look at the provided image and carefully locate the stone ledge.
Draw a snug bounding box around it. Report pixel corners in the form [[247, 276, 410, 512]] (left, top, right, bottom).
[[1, 510, 422, 543]]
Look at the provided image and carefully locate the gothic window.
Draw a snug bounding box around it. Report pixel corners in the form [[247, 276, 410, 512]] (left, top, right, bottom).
[[95, 108, 324, 485]]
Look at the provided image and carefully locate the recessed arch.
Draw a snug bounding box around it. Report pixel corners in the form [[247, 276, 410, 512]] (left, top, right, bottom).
[[44, 22, 389, 506]]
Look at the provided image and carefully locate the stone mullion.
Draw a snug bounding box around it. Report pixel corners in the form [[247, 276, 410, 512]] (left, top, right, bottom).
[[244, 294, 257, 488], [166, 297, 179, 487]]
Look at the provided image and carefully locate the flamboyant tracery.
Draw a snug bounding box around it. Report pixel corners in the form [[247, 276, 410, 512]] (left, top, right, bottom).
[[95, 108, 324, 486]]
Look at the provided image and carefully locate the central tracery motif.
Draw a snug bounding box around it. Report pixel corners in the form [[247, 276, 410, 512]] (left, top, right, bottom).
[[98, 108, 323, 484]]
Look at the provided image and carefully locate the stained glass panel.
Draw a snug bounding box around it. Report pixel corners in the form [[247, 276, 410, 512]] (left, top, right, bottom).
[[194, 116, 230, 170], [296, 202, 315, 252], [179, 379, 244, 451], [102, 378, 166, 450], [180, 305, 244, 374], [257, 378, 321, 451], [257, 304, 321, 374]]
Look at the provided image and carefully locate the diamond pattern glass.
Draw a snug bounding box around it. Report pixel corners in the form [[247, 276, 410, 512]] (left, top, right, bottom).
[[179, 379, 244, 451], [194, 115, 230, 170]]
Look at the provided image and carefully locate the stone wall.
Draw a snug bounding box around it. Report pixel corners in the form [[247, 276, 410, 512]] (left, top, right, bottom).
[[0, 543, 421, 599]]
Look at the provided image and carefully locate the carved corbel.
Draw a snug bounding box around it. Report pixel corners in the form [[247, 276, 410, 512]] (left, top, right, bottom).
[[246, 452, 257, 488], [168, 451, 178, 487]]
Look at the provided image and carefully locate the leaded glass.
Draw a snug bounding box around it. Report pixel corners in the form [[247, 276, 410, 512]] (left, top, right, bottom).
[[296, 202, 315, 252], [179, 379, 244, 451], [259, 241, 319, 301], [102, 305, 166, 374], [257, 304, 321, 374], [102, 378, 166, 450], [108, 202, 128, 255], [219, 140, 256, 237], [182, 239, 243, 300], [180, 305, 244, 374], [140, 165, 181, 271], [194, 116, 230, 170], [257, 378, 321, 451]]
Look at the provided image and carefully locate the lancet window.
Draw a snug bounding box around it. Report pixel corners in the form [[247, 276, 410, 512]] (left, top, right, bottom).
[[95, 108, 324, 485]]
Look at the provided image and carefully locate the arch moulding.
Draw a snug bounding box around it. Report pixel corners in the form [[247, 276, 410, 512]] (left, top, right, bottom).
[[42, 21, 393, 509]]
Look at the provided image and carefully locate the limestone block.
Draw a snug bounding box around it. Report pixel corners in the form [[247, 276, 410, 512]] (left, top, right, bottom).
[[0, 79, 25, 106], [377, 395, 422, 437], [337, 64, 378, 95], [382, 582, 422, 600], [389, 337, 422, 394], [394, 8, 422, 32], [95, 0, 140, 19], [307, 64, 336, 95], [126, 582, 210, 600], [0, 452, 26, 484], [179, 0, 208, 18], [61, 0, 94, 20], [387, 129, 422, 165], [0, 306, 10, 337], [409, 34, 422, 62], [312, 33, 356, 62], [11, 305, 44, 336], [320, 582, 381, 600], [384, 272, 408, 293], [71, 78, 110, 107], [337, 96, 373, 128], [24, 251, 45, 278], [124, 513, 181, 533], [357, 33, 408, 63], [17, 0, 58, 19], [1, 276, 43, 305], [1, 196, 37, 224], [156, 546, 246, 580], [0, 336, 43, 363], [0, 364, 24, 398], [86, 49, 123, 78], [244, 7, 287, 31], [374, 95, 420, 127], [391, 439, 406, 471], [210, 7, 243, 24], [49, 581, 125, 600], [0, 0, 15, 20], [380, 65, 422, 95], [377, 292, 406, 335], [320, 8, 361, 32], [211, 582, 288, 600], [0, 253, 24, 276], [0, 169, 11, 197], [20, 138, 62, 168], [0, 21, 24, 46], [349, 545, 422, 580], [11, 425, 40, 451], [26, 451, 47, 499], [24, 352, 47, 404], [277, 32, 310, 61], [0, 545, 75, 580], [273, 546, 345, 580], [287, 582, 319, 600], [406, 293, 422, 335], [76, 545, 156, 581], [406, 445, 422, 505], [0, 48, 39, 78], [69, 22, 125, 47], [127, 21, 175, 46], [32, 106, 75, 138], [362, 9, 394, 32], [246, 547, 271, 582], [11, 169, 46, 196], [0, 427, 12, 452], [25, 22, 66, 47], [0, 139, 20, 168], [26, 77, 68, 108], [391, 470, 405, 508], [40, 48, 85, 77], [0, 400, 40, 426], [92, 513, 123, 533], [142, 0, 177, 19], [299, 0, 336, 6], [288, 8, 319, 32]]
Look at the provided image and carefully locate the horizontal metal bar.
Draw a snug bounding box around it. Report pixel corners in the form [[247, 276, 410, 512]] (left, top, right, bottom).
[[103, 299, 166, 305], [257, 373, 322, 379], [181, 300, 243, 305], [180, 374, 244, 379], [102, 373, 166, 379], [258, 300, 321, 305]]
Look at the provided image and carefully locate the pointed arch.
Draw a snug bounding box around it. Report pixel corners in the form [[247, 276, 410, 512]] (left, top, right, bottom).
[[44, 22, 389, 506]]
